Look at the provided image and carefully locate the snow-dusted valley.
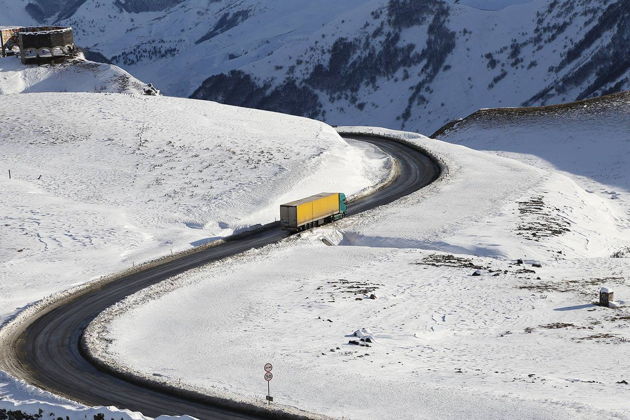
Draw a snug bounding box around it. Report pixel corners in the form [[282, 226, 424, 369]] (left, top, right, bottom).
[[1, 1, 630, 419], [1, 0, 628, 133]]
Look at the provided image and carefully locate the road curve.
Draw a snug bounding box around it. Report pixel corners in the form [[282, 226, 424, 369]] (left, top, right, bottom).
[[0, 134, 441, 419]]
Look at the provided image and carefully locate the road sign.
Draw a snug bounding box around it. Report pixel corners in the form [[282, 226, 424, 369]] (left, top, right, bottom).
[[264, 362, 274, 404]]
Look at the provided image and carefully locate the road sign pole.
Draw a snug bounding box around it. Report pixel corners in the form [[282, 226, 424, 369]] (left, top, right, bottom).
[[264, 363, 273, 404]]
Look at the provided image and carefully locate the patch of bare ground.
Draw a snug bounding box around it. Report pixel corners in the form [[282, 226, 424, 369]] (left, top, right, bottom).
[[316, 278, 381, 303], [518, 276, 625, 295], [539, 322, 577, 329], [573, 333, 629, 343], [524, 323, 598, 334], [611, 247, 630, 258], [516, 196, 571, 241], [513, 268, 536, 275], [414, 254, 486, 270]]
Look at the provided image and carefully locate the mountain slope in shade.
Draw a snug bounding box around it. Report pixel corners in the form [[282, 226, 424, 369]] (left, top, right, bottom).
[[1, 0, 628, 133]]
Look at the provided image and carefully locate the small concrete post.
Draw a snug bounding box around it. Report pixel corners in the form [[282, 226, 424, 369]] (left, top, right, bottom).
[[599, 287, 614, 307]]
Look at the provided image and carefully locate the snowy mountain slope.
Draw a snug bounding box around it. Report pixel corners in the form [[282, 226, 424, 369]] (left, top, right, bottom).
[[437, 91, 630, 226], [338, 129, 628, 261], [0, 92, 387, 329], [86, 97, 630, 418], [1, 0, 627, 133], [0, 55, 149, 94]]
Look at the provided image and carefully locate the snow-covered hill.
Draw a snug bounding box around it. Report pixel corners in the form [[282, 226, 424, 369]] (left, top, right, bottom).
[[1, 0, 627, 133], [0, 92, 386, 329], [86, 94, 630, 419], [0, 38, 389, 418], [0, 55, 149, 94]]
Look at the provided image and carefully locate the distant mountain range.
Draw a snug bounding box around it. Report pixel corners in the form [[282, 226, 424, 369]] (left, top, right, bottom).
[[3, 0, 628, 133]]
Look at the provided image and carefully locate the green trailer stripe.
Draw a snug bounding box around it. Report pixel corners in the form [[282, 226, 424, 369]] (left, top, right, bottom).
[[339, 193, 347, 213]]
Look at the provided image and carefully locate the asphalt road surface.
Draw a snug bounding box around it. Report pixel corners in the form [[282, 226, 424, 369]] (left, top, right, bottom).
[[0, 133, 441, 419]]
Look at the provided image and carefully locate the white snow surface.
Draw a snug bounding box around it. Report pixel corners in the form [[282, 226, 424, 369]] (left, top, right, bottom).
[[439, 94, 630, 233], [0, 372, 192, 420], [88, 103, 630, 419], [0, 55, 149, 95], [0, 92, 388, 328]]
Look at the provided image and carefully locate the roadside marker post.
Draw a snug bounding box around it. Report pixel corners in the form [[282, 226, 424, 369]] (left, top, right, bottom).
[[264, 363, 273, 403]]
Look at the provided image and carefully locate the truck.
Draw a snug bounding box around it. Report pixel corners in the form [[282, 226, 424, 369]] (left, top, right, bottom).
[[280, 192, 347, 231]]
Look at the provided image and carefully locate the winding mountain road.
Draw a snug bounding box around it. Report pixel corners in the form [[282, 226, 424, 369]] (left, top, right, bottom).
[[0, 133, 441, 419]]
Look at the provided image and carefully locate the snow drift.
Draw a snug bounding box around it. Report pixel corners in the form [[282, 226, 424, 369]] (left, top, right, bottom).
[[0, 55, 149, 95]]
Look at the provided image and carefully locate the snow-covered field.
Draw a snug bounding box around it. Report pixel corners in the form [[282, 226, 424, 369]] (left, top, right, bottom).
[[0, 91, 387, 329], [0, 56, 148, 95], [0, 371, 192, 420], [87, 97, 630, 419]]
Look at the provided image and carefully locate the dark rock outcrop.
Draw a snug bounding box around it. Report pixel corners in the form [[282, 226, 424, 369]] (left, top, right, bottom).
[[114, 0, 186, 14], [26, 0, 88, 22], [190, 70, 322, 119]]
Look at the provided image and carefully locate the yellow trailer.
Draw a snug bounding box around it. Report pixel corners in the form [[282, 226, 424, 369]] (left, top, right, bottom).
[[280, 192, 347, 231]]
